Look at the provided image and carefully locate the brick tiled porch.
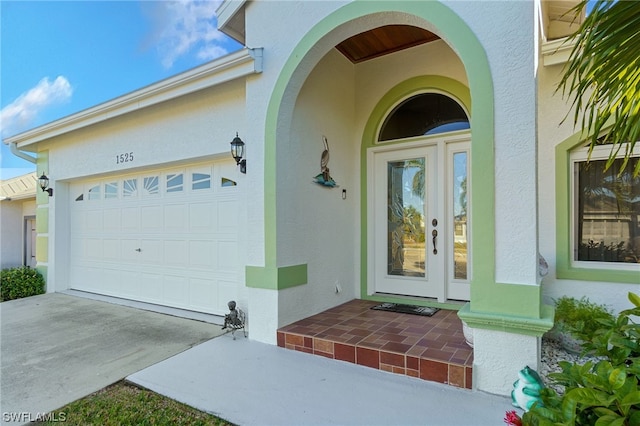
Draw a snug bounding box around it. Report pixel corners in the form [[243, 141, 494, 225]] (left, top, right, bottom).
[[277, 299, 473, 389]]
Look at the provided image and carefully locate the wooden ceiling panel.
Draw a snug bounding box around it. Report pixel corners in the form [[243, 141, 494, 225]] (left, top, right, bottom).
[[336, 25, 440, 63]]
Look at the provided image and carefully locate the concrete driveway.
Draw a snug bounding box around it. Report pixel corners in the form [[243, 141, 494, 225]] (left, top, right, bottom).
[[0, 293, 223, 423]]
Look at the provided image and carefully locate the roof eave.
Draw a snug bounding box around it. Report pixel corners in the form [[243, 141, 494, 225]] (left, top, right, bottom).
[[5, 47, 262, 149]]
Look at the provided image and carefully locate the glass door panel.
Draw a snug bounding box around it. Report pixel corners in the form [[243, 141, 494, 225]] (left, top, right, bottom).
[[387, 159, 426, 277]]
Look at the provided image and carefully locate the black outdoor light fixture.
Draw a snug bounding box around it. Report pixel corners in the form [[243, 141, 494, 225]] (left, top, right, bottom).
[[38, 173, 53, 197], [230, 132, 247, 174]]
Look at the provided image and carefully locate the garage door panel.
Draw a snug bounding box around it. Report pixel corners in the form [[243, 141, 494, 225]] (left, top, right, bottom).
[[103, 239, 120, 260], [86, 238, 103, 260], [121, 207, 140, 230], [86, 210, 103, 231], [141, 205, 163, 230], [138, 272, 164, 303], [104, 209, 121, 230], [163, 275, 189, 307], [217, 241, 238, 271], [188, 278, 216, 312], [189, 240, 215, 268], [69, 161, 239, 315], [141, 239, 163, 263], [216, 200, 238, 232], [189, 203, 214, 232], [164, 204, 187, 232], [164, 240, 188, 265]]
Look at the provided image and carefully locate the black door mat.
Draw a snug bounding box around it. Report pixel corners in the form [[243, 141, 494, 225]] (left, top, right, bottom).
[[371, 303, 440, 317]]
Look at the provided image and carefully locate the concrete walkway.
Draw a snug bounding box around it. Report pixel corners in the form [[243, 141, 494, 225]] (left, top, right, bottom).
[[128, 337, 513, 426], [0, 293, 223, 424]]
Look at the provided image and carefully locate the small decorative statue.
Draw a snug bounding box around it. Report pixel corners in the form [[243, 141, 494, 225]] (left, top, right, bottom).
[[511, 366, 545, 411], [221, 300, 246, 339]]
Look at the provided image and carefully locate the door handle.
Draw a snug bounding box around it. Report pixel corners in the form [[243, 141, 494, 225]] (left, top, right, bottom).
[[431, 229, 438, 255]]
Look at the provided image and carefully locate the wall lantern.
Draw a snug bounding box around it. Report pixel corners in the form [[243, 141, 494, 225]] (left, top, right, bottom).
[[230, 133, 246, 174], [38, 173, 53, 197]]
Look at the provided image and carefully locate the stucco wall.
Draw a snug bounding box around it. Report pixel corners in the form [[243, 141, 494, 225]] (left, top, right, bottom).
[[537, 56, 638, 314], [1, 201, 24, 268]]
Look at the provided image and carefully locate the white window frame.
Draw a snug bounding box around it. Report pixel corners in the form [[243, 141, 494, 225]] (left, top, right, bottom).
[[569, 143, 640, 271]]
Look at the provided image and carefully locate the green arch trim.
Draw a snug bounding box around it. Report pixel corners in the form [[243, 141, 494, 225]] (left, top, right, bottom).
[[258, 1, 499, 297], [555, 130, 639, 284]]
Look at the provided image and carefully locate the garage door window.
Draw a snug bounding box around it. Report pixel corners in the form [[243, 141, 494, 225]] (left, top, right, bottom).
[[143, 176, 159, 196], [105, 182, 118, 199], [88, 185, 101, 200], [166, 173, 184, 193], [123, 179, 138, 197], [192, 171, 211, 190]]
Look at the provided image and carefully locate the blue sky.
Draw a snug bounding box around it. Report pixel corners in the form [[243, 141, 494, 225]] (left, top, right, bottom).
[[0, 1, 242, 179]]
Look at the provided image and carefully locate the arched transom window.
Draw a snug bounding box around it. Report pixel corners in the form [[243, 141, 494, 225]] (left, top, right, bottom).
[[378, 93, 469, 142]]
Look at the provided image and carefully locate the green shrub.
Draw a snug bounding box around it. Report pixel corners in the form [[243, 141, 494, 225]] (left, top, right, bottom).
[[524, 292, 640, 426], [0, 267, 45, 302], [554, 296, 615, 343]]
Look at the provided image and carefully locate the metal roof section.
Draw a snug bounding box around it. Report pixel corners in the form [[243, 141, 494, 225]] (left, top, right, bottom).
[[4, 47, 262, 149], [216, 0, 247, 45], [0, 172, 37, 201]]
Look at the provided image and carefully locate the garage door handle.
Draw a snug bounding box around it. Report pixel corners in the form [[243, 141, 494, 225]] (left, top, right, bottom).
[[135, 248, 142, 252]]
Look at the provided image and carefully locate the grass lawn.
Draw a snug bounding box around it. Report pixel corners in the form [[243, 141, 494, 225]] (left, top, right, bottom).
[[38, 381, 234, 426]]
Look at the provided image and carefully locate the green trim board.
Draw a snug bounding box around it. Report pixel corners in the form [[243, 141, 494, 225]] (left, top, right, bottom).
[[458, 302, 554, 337], [555, 130, 639, 284], [246, 264, 308, 290]]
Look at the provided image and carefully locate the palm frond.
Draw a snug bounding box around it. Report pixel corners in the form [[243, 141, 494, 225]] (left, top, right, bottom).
[[558, 0, 640, 175]]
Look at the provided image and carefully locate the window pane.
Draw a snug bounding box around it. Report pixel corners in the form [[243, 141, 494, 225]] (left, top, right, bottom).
[[143, 176, 159, 196], [192, 172, 211, 190], [166, 173, 184, 193], [453, 152, 468, 279], [105, 182, 118, 199], [387, 158, 425, 277], [379, 93, 469, 141], [123, 179, 138, 197], [576, 157, 640, 263], [88, 185, 101, 200]]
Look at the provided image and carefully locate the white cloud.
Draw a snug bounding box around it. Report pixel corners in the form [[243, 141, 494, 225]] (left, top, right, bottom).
[[146, 0, 229, 68], [1, 76, 72, 138]]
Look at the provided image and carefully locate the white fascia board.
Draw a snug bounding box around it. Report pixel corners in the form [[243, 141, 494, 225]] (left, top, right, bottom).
[[217, 0, 246, 30], [541, 37, 575, 66], [6, 47, 263, 149]]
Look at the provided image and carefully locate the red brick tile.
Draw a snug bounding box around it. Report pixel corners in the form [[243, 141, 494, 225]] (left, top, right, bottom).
[[406, 356, 419, 370], [448, 364, 465, 388], [314, 350, 334, 359], [356, 347, 379, 369], [277, 331, 285, 347], [380, 351, 405, 368], [304, 336, 313, 349], [392, 366, 406, 375], [420, 359, 448, 383], [334, 343, 356, 363], [381, 342, 413, 354], [380, 364, 394, 372], [285, 334, 304, 347], [313, 338, 334, 355], [465, 367, 473, 389], [407, 369, 419, 378]]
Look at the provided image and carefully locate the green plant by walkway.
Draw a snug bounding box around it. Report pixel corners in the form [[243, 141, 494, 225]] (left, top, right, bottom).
[[523, 292, 640, 425], [0, 266, 45, 302]]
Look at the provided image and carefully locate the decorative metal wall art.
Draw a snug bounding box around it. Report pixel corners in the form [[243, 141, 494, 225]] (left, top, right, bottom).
[[313, 135, 338, 187]]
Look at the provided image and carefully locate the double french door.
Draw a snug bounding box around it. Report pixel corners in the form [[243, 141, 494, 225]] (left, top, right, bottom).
[[368, 137, 470, 302]]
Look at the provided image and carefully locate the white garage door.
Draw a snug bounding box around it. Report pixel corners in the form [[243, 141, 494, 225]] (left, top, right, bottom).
[[69, 160, 241, 315]]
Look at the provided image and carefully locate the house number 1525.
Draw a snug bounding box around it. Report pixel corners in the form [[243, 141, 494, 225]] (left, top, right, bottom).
[[116, 152, 134, 164]]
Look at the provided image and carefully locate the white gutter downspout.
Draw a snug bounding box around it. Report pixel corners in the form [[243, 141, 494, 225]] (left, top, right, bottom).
[[9, 142, 37, 164]]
